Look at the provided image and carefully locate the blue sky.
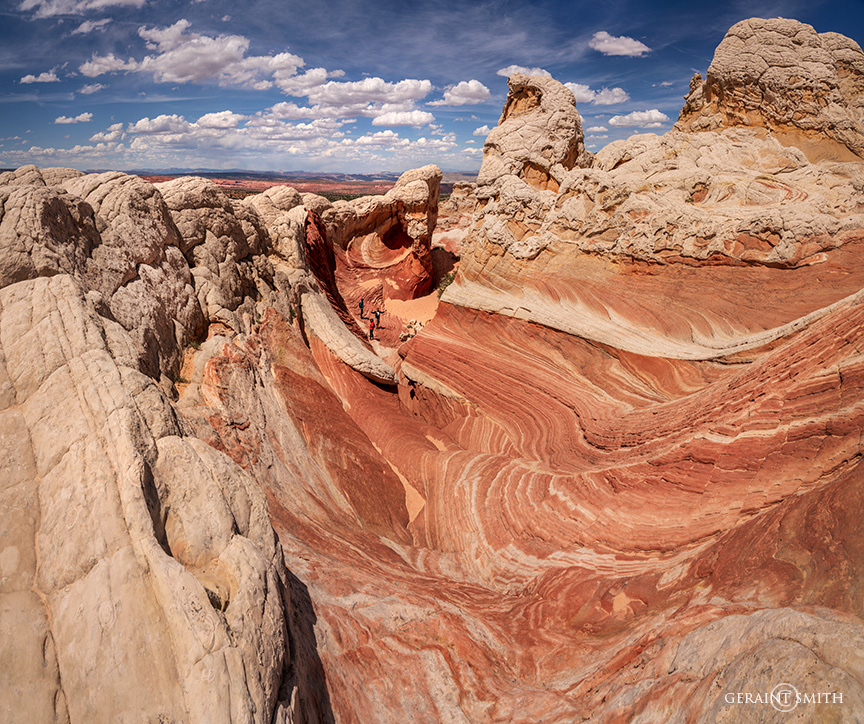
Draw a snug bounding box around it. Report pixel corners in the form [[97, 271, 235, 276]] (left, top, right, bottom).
[[0, 0, 861, 173]]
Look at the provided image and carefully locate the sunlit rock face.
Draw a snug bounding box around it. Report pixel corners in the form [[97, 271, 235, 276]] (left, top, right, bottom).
[[3, 16, 864, 724], [433, 181, 476, 255], [450, 64, 864, 363], [676, 17, 864, 162], [0, 170, 306, 724]]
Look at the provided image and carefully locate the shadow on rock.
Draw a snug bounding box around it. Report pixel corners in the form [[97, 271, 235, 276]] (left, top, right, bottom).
[[431, 247, 458, 286], [281, 569, 336, 724]]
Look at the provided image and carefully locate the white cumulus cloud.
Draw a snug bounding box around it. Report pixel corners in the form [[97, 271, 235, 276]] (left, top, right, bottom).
[[129, 114, 190, 134], [473, 124, 492, 136], [55, 112, 93, 124], [20, 70, 59, 83], [80, 54, 128, 76], [350, 130, 408, 147], [593, 87, 629, 105], [138, 18, 190, 50], [78, 83, 105, 95], [564, 82, 629, 106], [90, 122, 123, 142], [273, 67, 330, 95], [265, 102, 320, 120], [305, 77, 431, 106], [608, 109, 669, 127], [586, 125, 607, 132], [80, 19, 310, 90], [496, 65, 551, 78], [371, 110, 435, 127], [564, 83, 596, 103], [589, 31, 651, 57], [196, 110, 245, 129], [429, 79, 490, 106], [271, 80, 434, 124]]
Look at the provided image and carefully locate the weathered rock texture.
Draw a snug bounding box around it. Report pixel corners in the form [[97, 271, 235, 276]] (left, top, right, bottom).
[[3, 16, 864, 724], [0, 168, 338, 724], [156, 176, 273, 331], [323, 164, 440, 306], [481, 72, 593, 191], [677, 17, 864, 161], [0, 249, 300, 722], [432, 181, 476, 254], [450, 67, 864, 361]]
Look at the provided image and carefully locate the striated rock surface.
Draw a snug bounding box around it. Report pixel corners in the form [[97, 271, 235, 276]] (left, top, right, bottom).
[[449, 68, 864, 362], [3, 16, 864, 724]]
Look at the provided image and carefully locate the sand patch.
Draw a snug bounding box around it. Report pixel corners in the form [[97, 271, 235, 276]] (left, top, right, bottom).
[[385, 291, 440, 325]]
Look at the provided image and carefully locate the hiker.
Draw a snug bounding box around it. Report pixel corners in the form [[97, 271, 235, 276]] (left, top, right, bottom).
[[358, 298, 365, 318], [373, 309, 381, 326], [368, 318, 375, 340]]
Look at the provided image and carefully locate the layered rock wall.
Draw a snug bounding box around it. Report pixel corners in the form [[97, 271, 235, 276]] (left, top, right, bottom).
[[449, 61, 864, 362], [321, 164, 440, 303]]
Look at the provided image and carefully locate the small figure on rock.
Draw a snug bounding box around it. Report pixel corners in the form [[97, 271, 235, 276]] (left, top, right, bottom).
[[368, 318, 375, 340], [373, 309, 382, 326], [359, 298, 365, 318]]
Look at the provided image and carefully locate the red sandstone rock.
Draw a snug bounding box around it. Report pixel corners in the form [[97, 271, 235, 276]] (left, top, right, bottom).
[[322, 164, 440, 306]]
